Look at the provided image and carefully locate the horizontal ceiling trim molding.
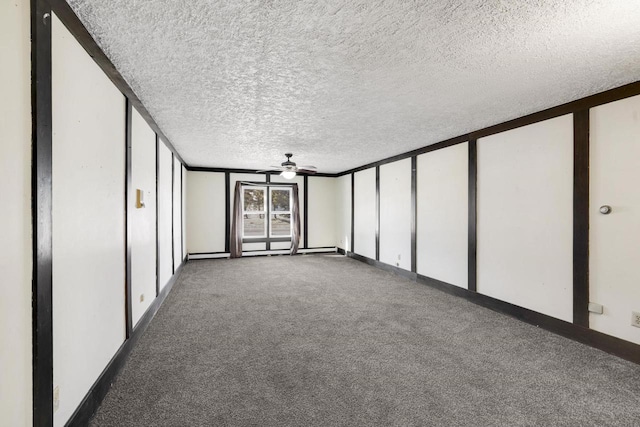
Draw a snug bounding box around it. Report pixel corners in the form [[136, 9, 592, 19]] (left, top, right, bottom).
[[337, 80, 640, 177], [186, 165, 338, 178], [50, 0, 186, 165]]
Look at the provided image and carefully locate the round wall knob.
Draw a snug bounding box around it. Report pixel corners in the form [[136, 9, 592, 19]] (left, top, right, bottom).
[[599, 205, 612, 215]]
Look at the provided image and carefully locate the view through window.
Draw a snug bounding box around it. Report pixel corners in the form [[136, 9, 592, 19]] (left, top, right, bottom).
[[242, 186, 292, 238]]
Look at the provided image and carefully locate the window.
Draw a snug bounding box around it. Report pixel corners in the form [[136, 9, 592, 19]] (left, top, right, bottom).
[[270, 187, 292, 238], [242, 186, 266, 238], [242, 185, 292, 239]]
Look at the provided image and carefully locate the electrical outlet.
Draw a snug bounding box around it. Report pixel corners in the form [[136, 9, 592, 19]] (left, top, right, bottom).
[[631, 311, 640, 328], [53, 386, 60, 412], [140, 294, 144, 302]]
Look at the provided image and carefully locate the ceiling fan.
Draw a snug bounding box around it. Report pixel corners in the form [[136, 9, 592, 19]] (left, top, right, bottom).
[[257, 153, 317, 179]]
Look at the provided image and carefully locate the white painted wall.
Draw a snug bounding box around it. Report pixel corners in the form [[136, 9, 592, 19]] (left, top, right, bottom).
[[335, 174, 352, 251], [0, 0, 32, 424], [187, 171, 226, 253], [182, 165, 187, 259], [477, 115, 573, 322], [379, 159, 411, 270], [158, 142, 173, 289], [52, 14, 126, 426], [131, 107, 157, 325], [173, 156, 183, 269], [308, 176, 337, 248], [590, 95, 640, 345], [354, 168, 377, 259], [417, 143, 468, 287]]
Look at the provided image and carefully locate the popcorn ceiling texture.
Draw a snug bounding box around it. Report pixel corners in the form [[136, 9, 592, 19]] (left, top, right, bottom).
[[67, 0, 640, 173]]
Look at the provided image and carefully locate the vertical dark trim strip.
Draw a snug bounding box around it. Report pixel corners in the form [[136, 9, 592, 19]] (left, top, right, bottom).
[[375, 166, 380, 261], [171, 154, 175, 273], [32, 1, 53, 424], [124, 99, 133, 337], [350, 173, 355, 253], [573, 110, 590, 327], [265, 173, 271, 251], [468, 139, 478, 292], [180, 165, 184, 261], [224, 172, 230, 253], [411, 156, 417, 273], [155, 134, 159, 297], [303, 175, 309, 249]]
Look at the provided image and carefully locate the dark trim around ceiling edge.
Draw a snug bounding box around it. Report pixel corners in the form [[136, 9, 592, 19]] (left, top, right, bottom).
[[49, 0, 185, 165], [186, 165, 338, 178], [345, 252, 640, 366], [336, 81, 640, 177], [65, 262, 186, 427]]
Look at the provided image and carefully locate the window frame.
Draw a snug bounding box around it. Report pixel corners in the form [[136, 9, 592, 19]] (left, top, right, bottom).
[[241, 186, 267, 239], [268, 186, 293, 238]]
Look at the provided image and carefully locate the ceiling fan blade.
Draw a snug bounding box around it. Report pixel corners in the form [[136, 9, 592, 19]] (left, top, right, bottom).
[[255, 169, 278, 174], [297, 166, 317, 173]]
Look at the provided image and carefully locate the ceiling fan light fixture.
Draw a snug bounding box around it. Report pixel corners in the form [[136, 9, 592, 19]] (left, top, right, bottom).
[[281, 170, 296, 179]]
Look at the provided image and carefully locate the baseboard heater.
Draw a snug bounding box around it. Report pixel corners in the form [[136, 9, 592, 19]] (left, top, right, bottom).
[[188, 247, 338, 260]]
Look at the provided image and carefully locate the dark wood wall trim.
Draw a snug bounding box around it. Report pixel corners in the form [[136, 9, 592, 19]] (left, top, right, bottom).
[[573, 110, 590, 327], [49, 0, 184, 165], [65, 264, 186, 427], [350, 173, 355, 253], [410, 157, 417, 273], [375, 166, 380, 261], [224, 172, 230, 253], [186, 165, 338, 178], [347, 252, 640, 366], [468, 139, 477, 292], [31, 0, 54, 425], [303, 175, 309, 249], [337, 81, 640, 177], [124, 99, 133, 338]]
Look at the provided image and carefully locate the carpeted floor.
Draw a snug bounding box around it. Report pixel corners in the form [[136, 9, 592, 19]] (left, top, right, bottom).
[[90, 255, 640, 426]]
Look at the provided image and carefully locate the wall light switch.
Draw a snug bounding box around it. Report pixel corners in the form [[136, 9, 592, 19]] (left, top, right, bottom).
[[140, 294, 144, 302], [53, 386, 60, 412], [588, 302, 603, 314], [136, 189, 145, 208]]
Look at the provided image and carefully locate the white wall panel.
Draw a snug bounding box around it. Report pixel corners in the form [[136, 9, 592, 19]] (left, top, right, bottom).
[[0, 0, 32, 423], [379, 159, 411, 270], [590, 95, 640, 345], [354, 168, 376, 259], [52, 14, 126, 426], [158, 142, 173, 290], [477, 115, 573, 322], [308, 176, 337, 248], [182, 165, 187, 259], [187, 171, 226, 253], [131, 107, 157, 325], [335, 174, 352, 251], [173, 157, 183, 269], [417, 143, 468, 287]]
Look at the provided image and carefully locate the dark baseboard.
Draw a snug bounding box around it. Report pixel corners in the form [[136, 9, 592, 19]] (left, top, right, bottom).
[[346, 252, 640, 366], [65, 262, 185, 427]]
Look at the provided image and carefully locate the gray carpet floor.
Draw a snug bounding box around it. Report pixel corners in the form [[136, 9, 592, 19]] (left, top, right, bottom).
[[90, 255, 640, 426]]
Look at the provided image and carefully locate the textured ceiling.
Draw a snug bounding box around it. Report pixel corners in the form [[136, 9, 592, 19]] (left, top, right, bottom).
[[67, 0, 640, 173]]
